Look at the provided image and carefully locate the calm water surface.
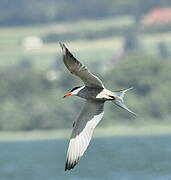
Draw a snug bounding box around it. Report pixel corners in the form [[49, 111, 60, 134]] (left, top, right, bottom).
[[0, 135, 171, 180]]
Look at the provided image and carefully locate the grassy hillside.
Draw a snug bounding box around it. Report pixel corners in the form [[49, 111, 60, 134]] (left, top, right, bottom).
[[0, 16, 171, 69]]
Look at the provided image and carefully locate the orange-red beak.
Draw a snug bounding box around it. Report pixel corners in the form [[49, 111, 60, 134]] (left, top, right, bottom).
[[63, 92, 73, 98]]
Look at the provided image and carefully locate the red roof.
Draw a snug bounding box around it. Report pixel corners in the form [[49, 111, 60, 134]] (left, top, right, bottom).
[[143, 8, 171, 25]]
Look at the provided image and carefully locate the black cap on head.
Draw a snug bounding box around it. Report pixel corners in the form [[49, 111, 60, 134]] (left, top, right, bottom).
[[70, 86, 81, 92]]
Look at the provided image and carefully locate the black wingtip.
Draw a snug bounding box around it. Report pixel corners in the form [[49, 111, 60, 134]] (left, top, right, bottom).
[[65, 158, 70, 171], [59, 42, 70, 55], [64, 165, 67, 171], [65, 162, 72, 171], [59, 42, 64, 49], [59, 42, 67, 56], [65, 161, 74, 171], [59, 42, 68, 49], [64, 157, 80, 171]]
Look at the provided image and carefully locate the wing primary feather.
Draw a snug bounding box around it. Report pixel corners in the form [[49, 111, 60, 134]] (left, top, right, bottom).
[[65, 100, 104, 171], [60, 43, 105, 88]]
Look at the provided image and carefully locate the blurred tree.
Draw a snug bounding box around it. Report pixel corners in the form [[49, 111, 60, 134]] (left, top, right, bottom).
[[17, 57, 33, 70], [158, 42, 170, 58], [123, 29, 140, 53], [1, 0, 171, 25]]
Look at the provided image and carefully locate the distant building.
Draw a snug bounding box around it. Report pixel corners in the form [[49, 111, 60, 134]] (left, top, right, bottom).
[[23, 36, 43, 50], [143, 8, 171, 26]]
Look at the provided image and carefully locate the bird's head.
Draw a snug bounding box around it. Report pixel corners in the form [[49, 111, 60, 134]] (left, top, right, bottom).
[[63, 86, 83, 98]]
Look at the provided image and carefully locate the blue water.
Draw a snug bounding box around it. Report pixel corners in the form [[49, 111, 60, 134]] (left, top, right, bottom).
[[0, 135, 171, 180]]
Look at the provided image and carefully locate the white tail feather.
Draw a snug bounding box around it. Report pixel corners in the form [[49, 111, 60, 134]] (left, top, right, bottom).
[[113, 87, 136, 115]]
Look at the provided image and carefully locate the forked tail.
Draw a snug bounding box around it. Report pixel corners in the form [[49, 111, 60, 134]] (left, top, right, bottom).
[[112, 87, 136, 115]]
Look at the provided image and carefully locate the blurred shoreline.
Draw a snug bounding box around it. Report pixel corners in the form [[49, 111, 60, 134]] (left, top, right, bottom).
[[0, 122, 171, 142]]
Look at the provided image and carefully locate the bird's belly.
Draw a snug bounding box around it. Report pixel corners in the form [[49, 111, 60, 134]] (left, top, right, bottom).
[[79, 93, 100, 101], [79, 88, 114, 101], [79, 88, 103, 100]]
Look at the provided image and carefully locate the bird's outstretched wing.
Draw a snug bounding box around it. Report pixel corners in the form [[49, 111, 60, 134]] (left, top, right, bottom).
[[60, 43, 104, 88], [65, 100, 104, 171]]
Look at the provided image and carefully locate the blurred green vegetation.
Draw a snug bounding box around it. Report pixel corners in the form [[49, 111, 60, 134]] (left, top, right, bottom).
[[105, 53, 171, 120], [0, 51, 170, 131], [0, 0, 171, 25]]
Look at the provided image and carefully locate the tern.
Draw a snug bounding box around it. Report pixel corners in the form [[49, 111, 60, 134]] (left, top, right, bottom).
[[59, 43, 135, 171]]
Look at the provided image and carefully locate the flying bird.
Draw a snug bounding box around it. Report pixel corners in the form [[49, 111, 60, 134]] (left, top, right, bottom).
[[59, 43, 135, 171]]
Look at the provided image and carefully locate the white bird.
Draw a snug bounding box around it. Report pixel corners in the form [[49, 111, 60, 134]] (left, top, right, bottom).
[[59, 43, 135, 171]]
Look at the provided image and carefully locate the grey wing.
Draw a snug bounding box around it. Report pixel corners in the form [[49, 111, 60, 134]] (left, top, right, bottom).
[[65, 100, 104, 171], [60, 43, 104, 88]]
